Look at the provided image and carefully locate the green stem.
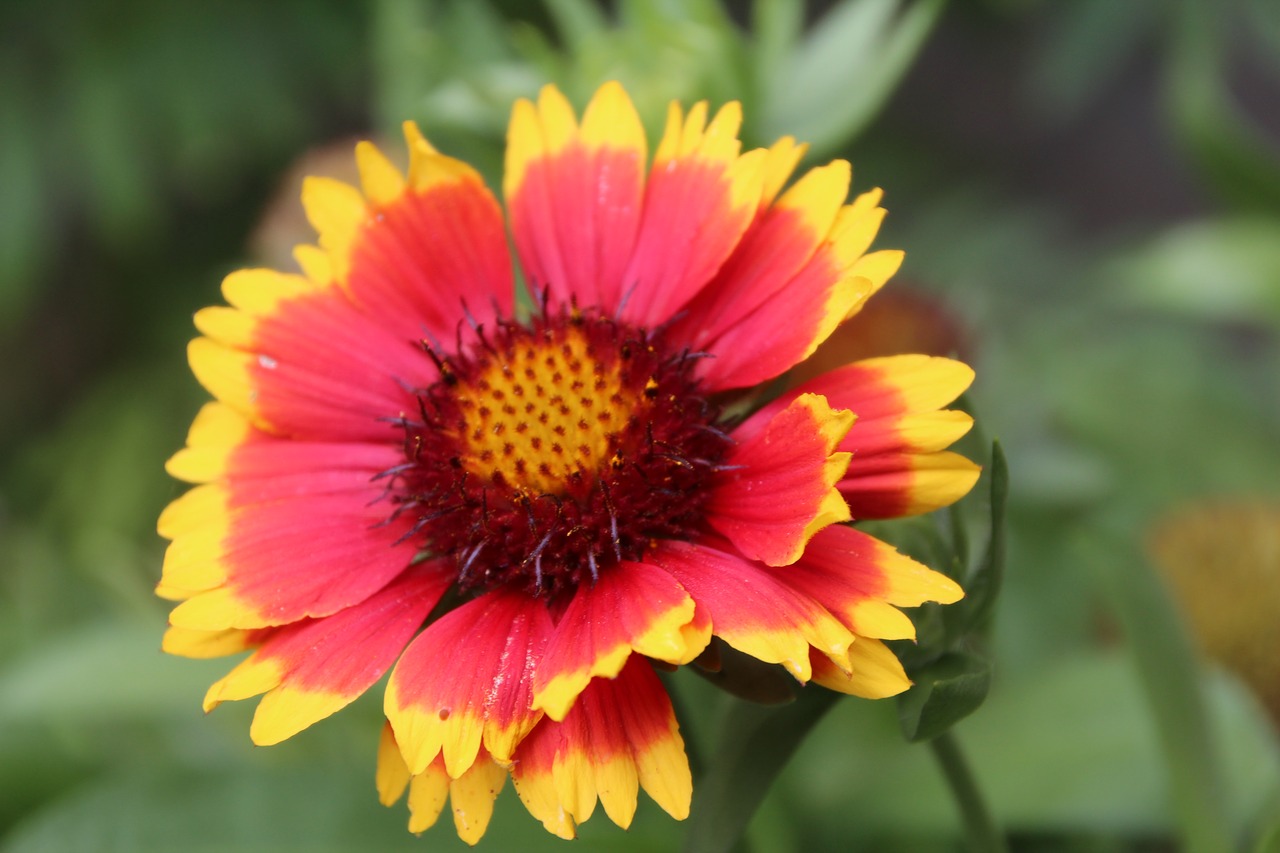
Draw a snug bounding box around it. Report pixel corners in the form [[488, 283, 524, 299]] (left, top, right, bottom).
[[929, 731, 1008, 853]]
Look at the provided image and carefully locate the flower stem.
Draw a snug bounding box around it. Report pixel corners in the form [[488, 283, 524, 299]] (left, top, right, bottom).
[[929, 730, 1008, 853]]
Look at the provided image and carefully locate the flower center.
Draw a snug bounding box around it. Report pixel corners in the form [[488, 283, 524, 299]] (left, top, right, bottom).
[[453, 322, 638, 496], [390, 310, 731, 598]]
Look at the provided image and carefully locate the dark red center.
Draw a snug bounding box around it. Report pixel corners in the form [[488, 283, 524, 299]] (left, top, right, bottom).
[[386, 309, 731, 598]]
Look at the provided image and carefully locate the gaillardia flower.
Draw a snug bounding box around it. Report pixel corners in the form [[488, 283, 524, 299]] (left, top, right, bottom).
[[158, 82, 979, 843]]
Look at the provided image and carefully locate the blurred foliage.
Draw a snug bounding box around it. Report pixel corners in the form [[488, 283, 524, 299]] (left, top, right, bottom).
[[3, 0, 1280, 851]]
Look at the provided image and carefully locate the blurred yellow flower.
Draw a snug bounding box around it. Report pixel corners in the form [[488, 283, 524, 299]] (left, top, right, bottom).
[[1148, 501, 1280, 726]]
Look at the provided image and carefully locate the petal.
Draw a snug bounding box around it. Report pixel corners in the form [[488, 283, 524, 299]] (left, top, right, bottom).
[[303, 131, 513, 344], [794, 354, 975, 422], [765, 355, 979, 518], [842, 450, 982, 519], [673, 182, 900, 390], [406, 758, 452, 834], [161, 625, 258, 659], [767, 525, 962, 641], [811, 637, 912, 699], [759, 135, 808, 206], [505, 82, 647, 314], [189, 268, 430, 443], [164, 403, 252, 484], [386, 591, 552, 777], [447, 753, 508, 845], [617, 99, 766, 327], [377, 720, 412, 807], [534, 560, 703, 721], [201, 565, 452, 745], [708, 393, 853, 566], [692, 270, 877, 391], [397, 748, 507, 844], [508, 726, 577, 840], [160, 445, 420, 628], [513, 657, 690, 837], [649, 540, 852, 680], [674, 160, 851, 352]]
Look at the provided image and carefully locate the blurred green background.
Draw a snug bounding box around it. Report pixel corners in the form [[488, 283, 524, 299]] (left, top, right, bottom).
[[2, 0, 1279, 850]]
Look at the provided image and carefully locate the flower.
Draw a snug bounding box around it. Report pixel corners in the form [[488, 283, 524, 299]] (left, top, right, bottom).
[[1147, 501, 1280, 727], [158, 81, 980, 843]]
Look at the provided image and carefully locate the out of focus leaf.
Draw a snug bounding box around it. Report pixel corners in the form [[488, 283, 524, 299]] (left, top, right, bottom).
[[1167, 0, 1280, 211], [950, 441, 1008, 638], [682, 688, 838, 853], [0, 624, 225, 724], [1114, 218, 1280, 328], [1076, 522, 1235, 853], [751, 0, 804, 88], [0, 764, 679, 853], [898, 652, 992, 743], [759, 0, 946, 154], [544, 0, 608, 50], [1256, 818, 1280, 853], [372, 0, 437, 133], [781, 654, 1280, 840]]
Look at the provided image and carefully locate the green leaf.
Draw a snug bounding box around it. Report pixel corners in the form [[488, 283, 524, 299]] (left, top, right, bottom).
[[0, 764, 678, 853], [682, 688, 839, 853], [1256, 817, 1280, 853], [950, 441, 1008, 638], [779, 652, 1279, 839], [759, 0, 946, 154], [897, 652, 992, 743], [1075, 521, 1236, 853], [1114, 217, 1280, 328], [0, 623, 226, 726], [544, 0, 609, 51], [371, 0, 438, 133], [750, 0, 803, 87], [1167, 0, 1280, 212]]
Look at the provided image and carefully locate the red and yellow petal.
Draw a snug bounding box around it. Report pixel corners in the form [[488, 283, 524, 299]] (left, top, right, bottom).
[[796, 354, 974, 424], [505, 82, 647, 314], [708, 393, 853, 566], [616, 98, 767, 328], [810, 637, 912, 699], [841, 449, 980, 519], [770, 354, 979, 518], [385, 591, 553, 778], [649, 540, 853, 681], [767, 525, 962, 641], [301, 128, 513, 344], [189, 267, 430, 443], [406, 753, 506, 844], [159, 447, 419, 628], [671, 179, 901, 390], [201, 565, 450, 745], [686, 160, 852, 340], [533, 560, 704, 721], [669, 160, 851, 383], [161, 625, 260, 659], [760, 135, 809, 206], [164, 403, 252, 484], [513, 657, 691, 838], [378, 723, 507, 846]]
